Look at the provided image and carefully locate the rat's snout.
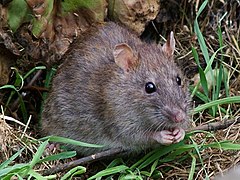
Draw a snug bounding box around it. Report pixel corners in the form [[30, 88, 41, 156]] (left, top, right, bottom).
[[163, 106, 187, 123], [172, 110, 185, 123]]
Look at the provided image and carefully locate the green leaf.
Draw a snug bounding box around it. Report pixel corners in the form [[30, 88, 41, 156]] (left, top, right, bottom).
[[0, 84, 28, 122], [38, 151, 76, 163], [198, 67, 209, 98], [0, 148, 24, 170], [23, 66, 46, 80], [61, 0, 106, 21], [149, 160, 159, 177], [10, 67, 24, 90], [0, 164, 29, 178], [120, 174, 143, 180], [61, 166, 86, 180], [88, 165, 129, 180], [0, 85, 18, 91], [107, 158, 125, 169], [191, 46, 225, 98], [188, 152, 196, 180], [189, 86, 209, 103], [194, 0, 209, 63], [214, 65, 223, 101], [130, 150, 156, 170], [206, 141, 240, 150], [137, 142, 184, 170], [7, 0, 30, 32], [29, 140, 49, 169], [193, 96, 240, 114], [27, 169, 47, 180], [189, 137, 210, 178], [191, 46, 200, 67], [40, 136, 104, 148]]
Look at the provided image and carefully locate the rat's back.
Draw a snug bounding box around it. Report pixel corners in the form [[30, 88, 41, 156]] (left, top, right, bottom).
[[41, 22, 142, 154]]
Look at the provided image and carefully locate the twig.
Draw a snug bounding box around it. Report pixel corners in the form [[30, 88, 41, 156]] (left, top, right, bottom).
[[188, 117, 240, 132], [42, 117, 240, 176], [42, 148, 125, 176]]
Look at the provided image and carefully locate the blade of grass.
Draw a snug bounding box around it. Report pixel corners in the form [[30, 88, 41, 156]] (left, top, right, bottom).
[[199, 68, 209, 98], [215, 65, 223, 101], [5, 68, 24, 109], [27, 169, 47, 180], [189, 137, 209, 179], [0, 164, 29, 178], [217, 25, 230, 97], [0, 148, 24, 169], [130, 150, 157, 170], [194, 0, 209, 62], [191, 46, 225, 98], [29, 140, 49, 169], [205, 141, 240, 150], [149, 159, 158, 177], [88, 165, 129, 180], [189, 86, 208, 102], [191, 47, 210, 99], [40, 135, 104, 148], [107, 158, 125, 168], [61, 166, 86, 180], [193, 96, 240, 114], [137, 142, 184, 170], [188, 152, 196, 180], [120, 174, 143, 180], [11, 67, 24, 90], [23, 66, 46, 80], [0, 85, 28, 122], [38, 151, 77, 163]]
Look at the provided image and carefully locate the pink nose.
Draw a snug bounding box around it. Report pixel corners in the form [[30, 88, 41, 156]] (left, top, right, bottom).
[[173, 111, 185, 123]]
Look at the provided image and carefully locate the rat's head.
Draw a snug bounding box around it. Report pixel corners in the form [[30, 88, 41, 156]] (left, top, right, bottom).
[[112, 32, 191, 131]]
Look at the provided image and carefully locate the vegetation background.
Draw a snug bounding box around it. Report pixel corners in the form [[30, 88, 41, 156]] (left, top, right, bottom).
[[0, 0, 240, 179]]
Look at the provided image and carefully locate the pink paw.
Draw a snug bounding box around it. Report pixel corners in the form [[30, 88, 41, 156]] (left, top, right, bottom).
[[152, 127, 185, 145]]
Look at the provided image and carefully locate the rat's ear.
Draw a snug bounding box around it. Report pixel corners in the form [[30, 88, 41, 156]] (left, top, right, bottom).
[[162, 31, 175, 57], [113, 43, 138, 72]]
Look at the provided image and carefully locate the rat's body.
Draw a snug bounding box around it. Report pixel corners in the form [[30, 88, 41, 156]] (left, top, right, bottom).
[[42, 22, 191, 155]]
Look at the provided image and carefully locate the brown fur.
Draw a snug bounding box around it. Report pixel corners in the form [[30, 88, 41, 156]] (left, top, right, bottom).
[[42, 22, 191, 155]]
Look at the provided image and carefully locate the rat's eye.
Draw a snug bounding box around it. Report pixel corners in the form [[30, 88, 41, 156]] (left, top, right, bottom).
[[145, 82, 156, 94], [176, 76, 181, 86]]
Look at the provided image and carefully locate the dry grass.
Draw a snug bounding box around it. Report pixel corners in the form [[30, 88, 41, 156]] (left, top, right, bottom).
[[0, 112, 38, 164], [0, 0, 240, 179]]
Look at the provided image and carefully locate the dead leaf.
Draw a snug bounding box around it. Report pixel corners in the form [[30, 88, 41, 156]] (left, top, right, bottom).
[[0, 0, 108, 65], [108, 0, 160, 35]]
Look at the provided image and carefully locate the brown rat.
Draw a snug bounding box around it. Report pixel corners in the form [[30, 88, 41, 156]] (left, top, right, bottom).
[[42, 22, 191, 155]]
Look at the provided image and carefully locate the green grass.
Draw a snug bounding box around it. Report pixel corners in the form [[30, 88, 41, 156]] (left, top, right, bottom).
[[0, 66, 46, 122], [0, 137, 91, 179], [3, 134, 240, 179], [1, 0, 240, 179], [190, 0, 232, 117]]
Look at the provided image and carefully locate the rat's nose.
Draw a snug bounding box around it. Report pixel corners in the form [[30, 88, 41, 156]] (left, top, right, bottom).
[[172, 110, 185, 123], [163, 106, 187, 123]]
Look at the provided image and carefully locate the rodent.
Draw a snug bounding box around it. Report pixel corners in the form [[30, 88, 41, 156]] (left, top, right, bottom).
[[42, 22, 191, 155]]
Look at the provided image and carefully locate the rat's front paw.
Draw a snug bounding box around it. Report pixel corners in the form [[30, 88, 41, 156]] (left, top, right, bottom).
[[172, 127, 185, 143], [152, 127, 185, 145]]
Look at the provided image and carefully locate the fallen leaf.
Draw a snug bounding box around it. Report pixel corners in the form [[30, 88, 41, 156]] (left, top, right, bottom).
[[108, 0, 160, 35]]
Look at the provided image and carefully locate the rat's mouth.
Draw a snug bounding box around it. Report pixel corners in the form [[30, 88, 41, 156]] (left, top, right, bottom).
[[148, 120, 178, 133], [152, 116, 189, 132]]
